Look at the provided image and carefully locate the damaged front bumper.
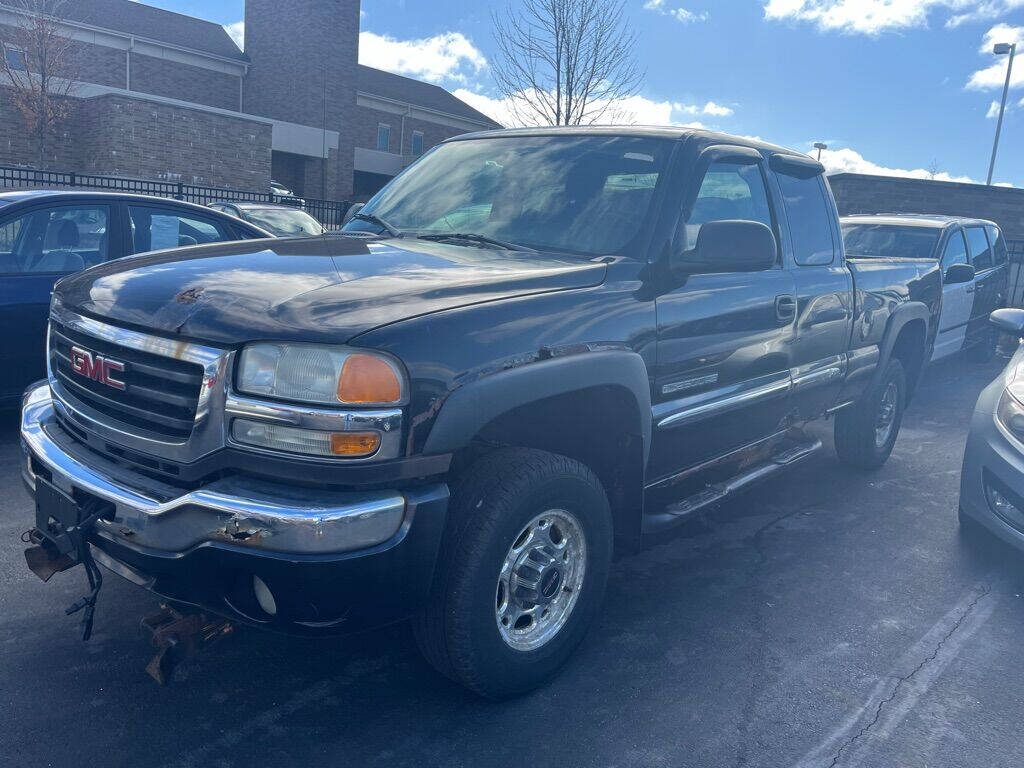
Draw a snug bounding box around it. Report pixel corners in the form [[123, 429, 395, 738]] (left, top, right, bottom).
[[21, 382, 450, 632]]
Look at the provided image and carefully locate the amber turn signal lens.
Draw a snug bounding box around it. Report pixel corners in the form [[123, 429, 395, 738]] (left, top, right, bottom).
[[330, 431, 382, 456], [337, 354, 402, 404]]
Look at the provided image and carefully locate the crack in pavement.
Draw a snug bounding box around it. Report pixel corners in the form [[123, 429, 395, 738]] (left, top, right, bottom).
[[825, 584, 992, 768]]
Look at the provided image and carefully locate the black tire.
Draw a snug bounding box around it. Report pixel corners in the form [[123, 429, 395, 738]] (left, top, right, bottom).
[[968, 326, 998, 363], [413, 447, 613, 699], [834, 358, 906, 469]]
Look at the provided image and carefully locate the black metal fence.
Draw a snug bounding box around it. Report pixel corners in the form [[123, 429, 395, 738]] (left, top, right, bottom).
[[0, 166, 353, 230]]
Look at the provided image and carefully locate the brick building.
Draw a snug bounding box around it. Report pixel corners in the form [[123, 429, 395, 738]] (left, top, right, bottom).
[[828, 173, 1024, 250], [0, 0, 500, 200]]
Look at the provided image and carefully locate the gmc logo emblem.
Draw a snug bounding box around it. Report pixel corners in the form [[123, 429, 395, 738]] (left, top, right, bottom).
[[70, 345, 126, 391]]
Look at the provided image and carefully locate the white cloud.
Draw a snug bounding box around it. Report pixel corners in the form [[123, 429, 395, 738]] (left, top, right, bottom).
[[675, 100, 735, 116], [947, 0, 1024, 25], [818, 146, 977, 182], [966, 24, 1024, 90], [764, 0, 1024, 35], [224, 21, 244, 50], [452, 89, 716, 128], [701, 100, 734, 116], [644, 0, 709, 23], [987, 99, 1003, 117], [358, 31, 486, 84]]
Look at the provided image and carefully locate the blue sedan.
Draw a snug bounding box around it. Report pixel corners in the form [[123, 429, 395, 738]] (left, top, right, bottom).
[[0, 190, 272, 406]]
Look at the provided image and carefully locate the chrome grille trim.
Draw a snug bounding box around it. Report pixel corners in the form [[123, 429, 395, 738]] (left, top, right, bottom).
[[46, 306, 407, 466], [48, 305, 231, 464]]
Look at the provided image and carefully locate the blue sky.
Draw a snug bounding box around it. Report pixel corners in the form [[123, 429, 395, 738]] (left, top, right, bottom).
[[148, 1, 1023, 186]]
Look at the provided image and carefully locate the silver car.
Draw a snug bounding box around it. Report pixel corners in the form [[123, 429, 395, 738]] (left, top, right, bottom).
[[959, 308, 1024, 545]]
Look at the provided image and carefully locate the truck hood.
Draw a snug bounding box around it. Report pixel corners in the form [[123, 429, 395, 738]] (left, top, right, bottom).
[[55, 236, 608, 345]]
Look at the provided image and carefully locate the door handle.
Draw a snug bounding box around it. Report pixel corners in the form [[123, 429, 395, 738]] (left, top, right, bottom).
[[775, 294, 797, 323], [965, 285, 975, 294]]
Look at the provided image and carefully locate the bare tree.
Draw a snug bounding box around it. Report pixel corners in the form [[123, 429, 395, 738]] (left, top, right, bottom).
[[491, 0, 642, 127], [0, 0, 79, 168], [926, 158, 941, 180]]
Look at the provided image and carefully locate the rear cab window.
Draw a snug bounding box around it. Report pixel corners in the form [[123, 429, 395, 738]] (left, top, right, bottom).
[[986, 225, 1008, 267], [965, 226, 993, 272], [776, 173, 835, 266]]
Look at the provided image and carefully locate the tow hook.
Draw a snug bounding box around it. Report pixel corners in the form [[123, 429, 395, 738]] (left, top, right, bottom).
[[140, 604, 235, 685]]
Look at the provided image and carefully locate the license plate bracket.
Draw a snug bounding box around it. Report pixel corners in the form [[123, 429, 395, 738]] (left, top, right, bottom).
[[34, 478, 83, 557]]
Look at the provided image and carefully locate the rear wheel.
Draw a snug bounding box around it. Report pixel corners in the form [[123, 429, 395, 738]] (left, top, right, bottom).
[[835, 358, 906, 469], [413, 448, 613, 699]]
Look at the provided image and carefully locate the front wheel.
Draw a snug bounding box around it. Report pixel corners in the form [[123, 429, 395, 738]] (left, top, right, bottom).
[[413, 448, 613, 699], [834, 358, 906, 469]]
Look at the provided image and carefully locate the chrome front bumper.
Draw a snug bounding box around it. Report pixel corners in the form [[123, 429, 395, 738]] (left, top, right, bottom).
[[21, 383, 412, 556]]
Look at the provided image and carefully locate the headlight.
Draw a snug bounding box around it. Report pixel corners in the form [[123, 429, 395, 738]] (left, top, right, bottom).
[[997, 383, 1024, 443], [237, 343, 406, 406]]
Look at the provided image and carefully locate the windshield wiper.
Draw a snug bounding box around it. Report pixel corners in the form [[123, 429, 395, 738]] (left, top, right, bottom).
[[352, 212, 404, 238], [418, 232, 536, 252]]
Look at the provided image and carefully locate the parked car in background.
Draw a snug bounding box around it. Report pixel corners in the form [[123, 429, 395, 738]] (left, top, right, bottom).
[[208, 201, 326, 237], [959, 308, 1024, 548], [21, 127, 942, 698], [0, 190, 272, 406], [841, 215, 1009, 363], [270, 179, 305, 209]]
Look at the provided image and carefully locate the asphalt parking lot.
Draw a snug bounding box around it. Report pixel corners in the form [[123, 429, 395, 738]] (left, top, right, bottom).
[[4, 357, 1024, 768]]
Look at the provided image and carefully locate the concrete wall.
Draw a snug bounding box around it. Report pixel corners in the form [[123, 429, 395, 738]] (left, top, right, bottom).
[[0, 85, 80, 168], [243, 0, 359, 198], [0, 23, 126, 89], [828, 173, 1024, 244], [72, 94, 271, 190], [129, 53, 240, 111]]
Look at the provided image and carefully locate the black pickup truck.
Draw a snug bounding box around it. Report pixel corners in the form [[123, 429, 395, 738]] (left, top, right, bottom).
[[21, 127, 940, 698]]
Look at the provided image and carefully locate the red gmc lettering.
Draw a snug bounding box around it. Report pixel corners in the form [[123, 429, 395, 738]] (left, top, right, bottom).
[[69, 346, 126, 391]]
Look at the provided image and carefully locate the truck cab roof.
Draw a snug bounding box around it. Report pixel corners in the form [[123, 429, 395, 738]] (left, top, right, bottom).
[[449, 125, 808, 160]]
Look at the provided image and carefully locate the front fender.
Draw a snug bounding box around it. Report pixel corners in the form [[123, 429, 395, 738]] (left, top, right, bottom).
[[422, 350, 652, 466]]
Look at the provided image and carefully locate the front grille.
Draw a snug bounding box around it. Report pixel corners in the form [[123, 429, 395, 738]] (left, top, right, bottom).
[[50, 320, 204, 440]]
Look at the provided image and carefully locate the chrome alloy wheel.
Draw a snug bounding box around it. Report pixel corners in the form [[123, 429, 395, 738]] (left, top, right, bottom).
[[875, 380, 899, 448], [495, 509, 587, 652]]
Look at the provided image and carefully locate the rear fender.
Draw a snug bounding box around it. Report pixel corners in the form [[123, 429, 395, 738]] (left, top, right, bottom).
[[872, 302, 931, 402]]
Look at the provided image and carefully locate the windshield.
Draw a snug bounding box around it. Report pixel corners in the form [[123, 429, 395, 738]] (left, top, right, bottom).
[[243, 208, 325, 237], [841, 223, 941, 259], [343, 135, 673, 256]]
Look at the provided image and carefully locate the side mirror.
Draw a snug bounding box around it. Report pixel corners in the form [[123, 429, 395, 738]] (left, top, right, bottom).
[[676, 220, 777, 275], [944, 263, 975, 284], [341, 202, 364, 227], [990, 308, 1024, 338]]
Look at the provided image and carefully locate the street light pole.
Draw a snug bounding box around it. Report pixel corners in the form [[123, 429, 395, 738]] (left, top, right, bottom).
[[987, 42, 1016, 186], [814, 142, 827, 161]]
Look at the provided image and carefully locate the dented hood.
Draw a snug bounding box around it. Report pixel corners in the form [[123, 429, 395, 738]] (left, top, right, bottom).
[[55, 236, 608, 345]]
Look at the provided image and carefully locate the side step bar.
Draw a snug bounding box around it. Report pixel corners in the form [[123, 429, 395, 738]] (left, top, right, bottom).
[[642, 438, 822, 535]]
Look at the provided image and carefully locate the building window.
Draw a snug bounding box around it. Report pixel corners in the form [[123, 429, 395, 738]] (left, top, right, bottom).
[[412, 131, 424, 157], [377, 123, 391, 153], [3, 43, 27, 72]]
